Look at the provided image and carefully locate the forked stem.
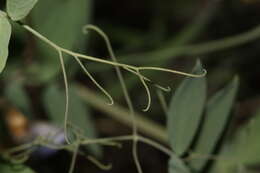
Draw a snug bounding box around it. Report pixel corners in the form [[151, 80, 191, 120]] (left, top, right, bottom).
[[15, 23, 207, 173], [84, 24, 143, 173], [73, 56, 114, 105]]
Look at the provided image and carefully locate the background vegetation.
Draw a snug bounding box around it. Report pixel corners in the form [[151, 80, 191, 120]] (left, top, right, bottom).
[[1, 0, 260, 173]]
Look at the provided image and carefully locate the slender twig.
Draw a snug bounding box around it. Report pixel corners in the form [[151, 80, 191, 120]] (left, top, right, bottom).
[[77, 84, 168, 143], [156, 89, 168, 115], [68, 144, 79, 173], [84, 24, 143, 173], [73, 55, 114, 105], [9, 22, 206, 173]]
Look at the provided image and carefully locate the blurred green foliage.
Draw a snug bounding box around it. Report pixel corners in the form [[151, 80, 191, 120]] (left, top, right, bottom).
[[1, 0, 260, 173], [0, 163, 35, 173], [43, 83, 101, 157]]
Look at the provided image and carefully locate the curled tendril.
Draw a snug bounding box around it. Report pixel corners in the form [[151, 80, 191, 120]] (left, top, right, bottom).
[[137, 71, 151, 112], [123, 67, 171, 92], [23, 24, 206, 117], [84, 24, 144, 173], [82, 24, 206, 112], [11, 23, 208, 173]]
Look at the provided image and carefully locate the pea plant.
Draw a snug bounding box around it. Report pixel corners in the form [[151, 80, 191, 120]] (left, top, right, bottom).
[[1, 0, 252, 173]]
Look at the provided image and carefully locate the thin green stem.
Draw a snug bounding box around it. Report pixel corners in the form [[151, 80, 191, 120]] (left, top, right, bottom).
[[21, 23, 205, 121], [137, 66, 207, 77], [84, 24, 143, 173], [3, 135, 172, 165], [138, 136, 172, 156], [73, 55, 114, 105], [3, 143, 34, 154], [77, 84, 168, 143], [13, 23, 211, 172], [133, 136, 143, 173], [22, 24, 206, 78], [156, 89, 168, 115], [81, 135, 133, 144], [138, 72, 151, 112], [22, 25, 133, 69], [142, 24, 260, 63], [58, 50, 70, 144], [68, 144, 79, 173], [87, 155, 112, 170], [123, 67, 171, 92], [80, 135, 172, 156]]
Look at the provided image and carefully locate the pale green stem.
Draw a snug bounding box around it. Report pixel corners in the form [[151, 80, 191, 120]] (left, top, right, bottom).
[[84, 24, 144, 173], [137, 67, 207, 77], [156, 89, 168, 115], [73, 55, 114, 105], [57, 50, 70, 144], [123, 67, 171, 92], [68, 144, 79, 173], [22, 25, 206, 78], [80, 135, 172, 156], [87, 155, 112, 170], [76, 84, 168, 143]]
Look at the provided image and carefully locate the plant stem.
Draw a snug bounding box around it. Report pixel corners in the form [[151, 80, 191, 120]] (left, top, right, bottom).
[[81, 135, 173, 156], [76, 84, 168, 144], [156, 89, 168, 115], [128, 23, 260, 64]]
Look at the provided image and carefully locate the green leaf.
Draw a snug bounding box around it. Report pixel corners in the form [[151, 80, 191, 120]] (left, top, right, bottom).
[[230, 111, 260, 165], [0, 12, 11, 73], [210, 138, 246, 173], [168, 154, 190, 173], [7, 0, 38, 21], [167, 60, 206, 156], [30, 0, 91, 82], [237, 111, 260, 164], [43, 83, 101, 156], [211, 110, 260, 173], [189, 76, 239, 171], [0, 163, 35, 173], [43, 84, 65, 126]]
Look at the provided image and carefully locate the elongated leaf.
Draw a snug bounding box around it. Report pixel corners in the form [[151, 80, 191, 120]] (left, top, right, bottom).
[[0, 12, 11, 73], [237, 111, 260, 164], [43, 83, 101, 156], [190, 76, 239, 171], [7, 0, 38, 21], [167, 60, 206, 155], [31, 0, 91, 82], [211, 110, 260, 173], [169, 154, 190, 173], [0, 163, 35, 173]]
